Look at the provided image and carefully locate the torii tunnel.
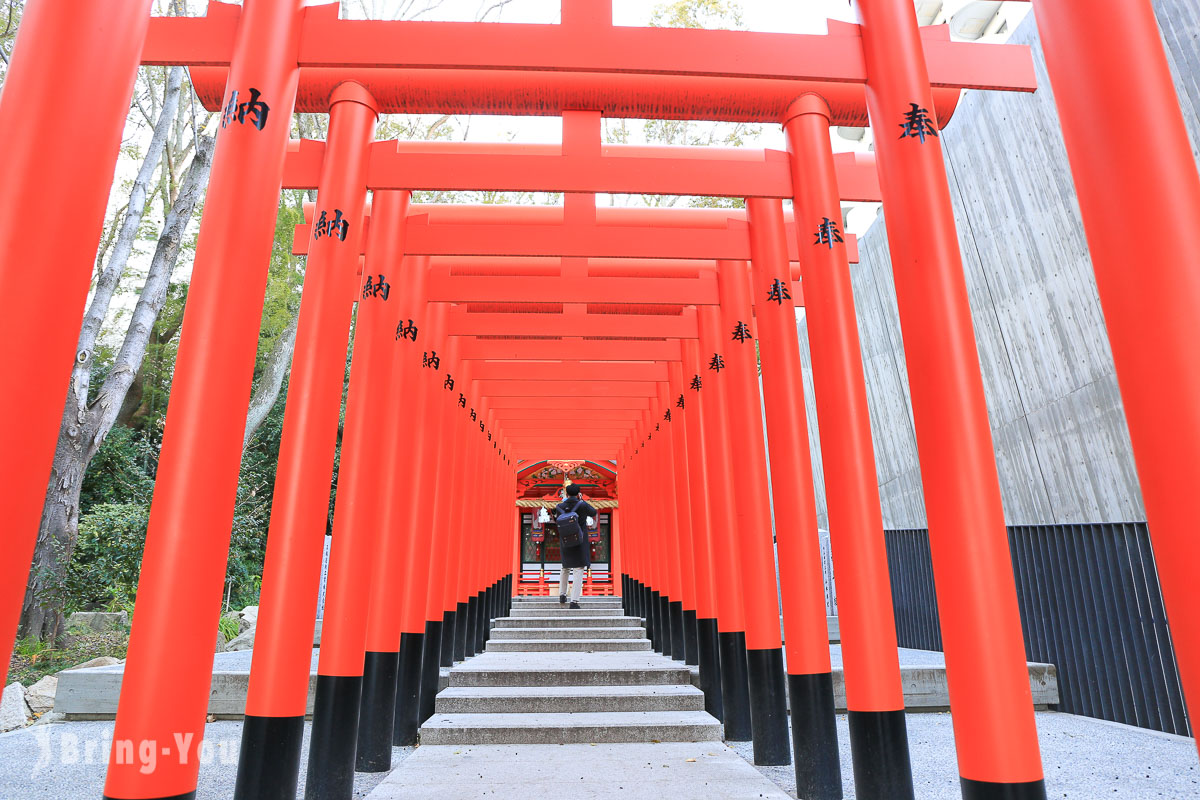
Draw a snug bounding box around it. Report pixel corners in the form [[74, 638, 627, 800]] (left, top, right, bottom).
[[1, 1, 1198, 799]]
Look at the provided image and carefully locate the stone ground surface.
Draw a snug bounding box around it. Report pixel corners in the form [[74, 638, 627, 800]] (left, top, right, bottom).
[[0, 719, 412, 799], [729, 710, 1200, 799]]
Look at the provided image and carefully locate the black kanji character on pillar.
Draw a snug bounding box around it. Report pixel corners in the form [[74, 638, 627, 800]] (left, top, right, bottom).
[[458, 393, 467, 408], [664, 409, 672, 422], [690, 374, 703, 391], [221, 88, 271, 131], [676, 394, 685, 409], [314, 209, 349, 242], [898, 102, 939, 143], [395, 319, 419, 342], [480, 420, 485, 432], [423, 351, 440, 369], [766, 278, 792, 304], [814, 217, 844, 249], [488, 430, 492, 441], [444, 374, 455, 391], [470, 408, 477, 421], [731, 321, 752, 342], [362, 273, 390, 301], [709, 353, 726, 372]]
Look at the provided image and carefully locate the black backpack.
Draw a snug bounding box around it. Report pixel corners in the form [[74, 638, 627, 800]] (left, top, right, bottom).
[[556, 499, 585, 548]]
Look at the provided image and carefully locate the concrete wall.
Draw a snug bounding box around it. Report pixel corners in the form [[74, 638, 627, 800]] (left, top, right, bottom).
[[797, 3, 1200, 529]]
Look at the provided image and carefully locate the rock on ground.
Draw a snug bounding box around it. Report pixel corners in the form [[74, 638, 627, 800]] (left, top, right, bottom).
[[61, 656, 121, 672], [238, 606, 258, 632], [0, 682, 31, 732], [24, 676, 57, 715], [226, 627, 255, 652], [65, 612, 128, 633]]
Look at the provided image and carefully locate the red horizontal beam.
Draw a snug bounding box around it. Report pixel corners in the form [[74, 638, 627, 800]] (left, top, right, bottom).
[[457, 339, 681, 362], [493, 409, 647, 421], [293, 212, 859, 265], [478, 380, 658, 397], [487, 397, 649, 409], [282, 140, 881, 202], [466, 361, 667, 381], [500, 420, 636, 430], [144, 7, 1035, 122], [447, 308, 697, 339]]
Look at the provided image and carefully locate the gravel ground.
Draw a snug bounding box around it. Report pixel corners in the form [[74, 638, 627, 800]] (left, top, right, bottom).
[[0, 718, 414, 800], [729, 711, 1198, 799]]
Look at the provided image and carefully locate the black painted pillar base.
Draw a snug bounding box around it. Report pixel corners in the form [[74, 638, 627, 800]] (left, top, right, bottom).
[[648, 590, 661, 651], [232, 714, 305, 800], [696, 617, 723, 722], [440, 610, 456, 667], [304, 674, 363, 799], [641, 584, 651, 626], [478, 590, 489, 647], [464, 596, 478, 658], [454, 601, 470, 662], [682, 608, 699, 666], [393, 631, 424, 746], [746, 647, 791, 766], [418, 620, 443, 725], [717, 630, 753, 741], [846, 709, 915, 800], [658, 594, 673, 658], [960, 778, 1047, 799], [788, 672, 842, 800], [669, 600, 685, 662], [355, 651, 399, 772]]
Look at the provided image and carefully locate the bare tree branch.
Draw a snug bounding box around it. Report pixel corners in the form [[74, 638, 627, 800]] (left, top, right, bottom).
[[70, 65, 186, 422], [243, 312, 299, 449], [88, 135, 215, 461]]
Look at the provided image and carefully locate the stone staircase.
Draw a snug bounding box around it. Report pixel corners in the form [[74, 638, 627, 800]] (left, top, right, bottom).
[[419, 596, 722, 745]]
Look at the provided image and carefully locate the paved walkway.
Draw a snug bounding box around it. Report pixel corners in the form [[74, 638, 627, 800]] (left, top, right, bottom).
[[366, 596, 788, 799]]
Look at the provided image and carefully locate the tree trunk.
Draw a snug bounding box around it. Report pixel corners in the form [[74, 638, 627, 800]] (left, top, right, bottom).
[[243, 311, 299, 448], [18, 136, 215, 642]]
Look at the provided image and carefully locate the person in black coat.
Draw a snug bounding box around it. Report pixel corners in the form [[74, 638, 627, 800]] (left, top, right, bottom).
[[554, 484, 598, 609]]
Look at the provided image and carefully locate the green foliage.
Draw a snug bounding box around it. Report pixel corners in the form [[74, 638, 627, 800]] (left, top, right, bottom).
[[64, 503, 151, 613], [79, 426, 156, 515], [9, 629, 130, 686], [649, 0, 744, 29], [217, 614, 241, 643]]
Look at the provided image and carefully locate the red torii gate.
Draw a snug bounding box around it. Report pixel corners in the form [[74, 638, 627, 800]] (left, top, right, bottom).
[[1, 2, 1198, 800]]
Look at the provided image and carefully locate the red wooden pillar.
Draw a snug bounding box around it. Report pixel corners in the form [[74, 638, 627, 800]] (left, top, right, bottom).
[[441, 361, 473, 664], [300, 85, 384, 800], [104, 3, 307, 798], [747, 195, 843, 798], [0, 0, 153, 682], [231, 83, 378, 800], [419, 321, 458, 719], [856, 0, 1045, 795], [681, 338, 723, 719], [716, 259, 790, 765], [356, 199, 422, 771], [667, 362, 700, 665], [390, 260, 436, 745], [655, 381, 687, 660], [697, 304, 754, 741], [1033, 0, 1200, 754]]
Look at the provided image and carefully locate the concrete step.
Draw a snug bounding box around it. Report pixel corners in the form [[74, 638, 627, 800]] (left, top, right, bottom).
[[434, 684, 706, 714], [490, 626, 646, 640], [513, 599, 623, 608], [510, 607, 624, 617], [494, 615, 642, 629], [486, 638, 652, 653], [419, 710, 723, 745], [448, 652, 693, 688]]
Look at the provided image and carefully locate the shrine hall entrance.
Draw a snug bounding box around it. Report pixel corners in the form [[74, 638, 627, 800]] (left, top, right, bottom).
[[516, 460, 617, 594]]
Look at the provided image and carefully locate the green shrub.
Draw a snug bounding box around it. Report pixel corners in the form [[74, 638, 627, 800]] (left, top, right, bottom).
[[64, 503, 150, 612]]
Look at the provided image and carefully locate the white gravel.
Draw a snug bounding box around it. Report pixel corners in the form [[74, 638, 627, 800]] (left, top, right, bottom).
[[728, 711, 1198, 799], [0, 718, 414, 799]]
